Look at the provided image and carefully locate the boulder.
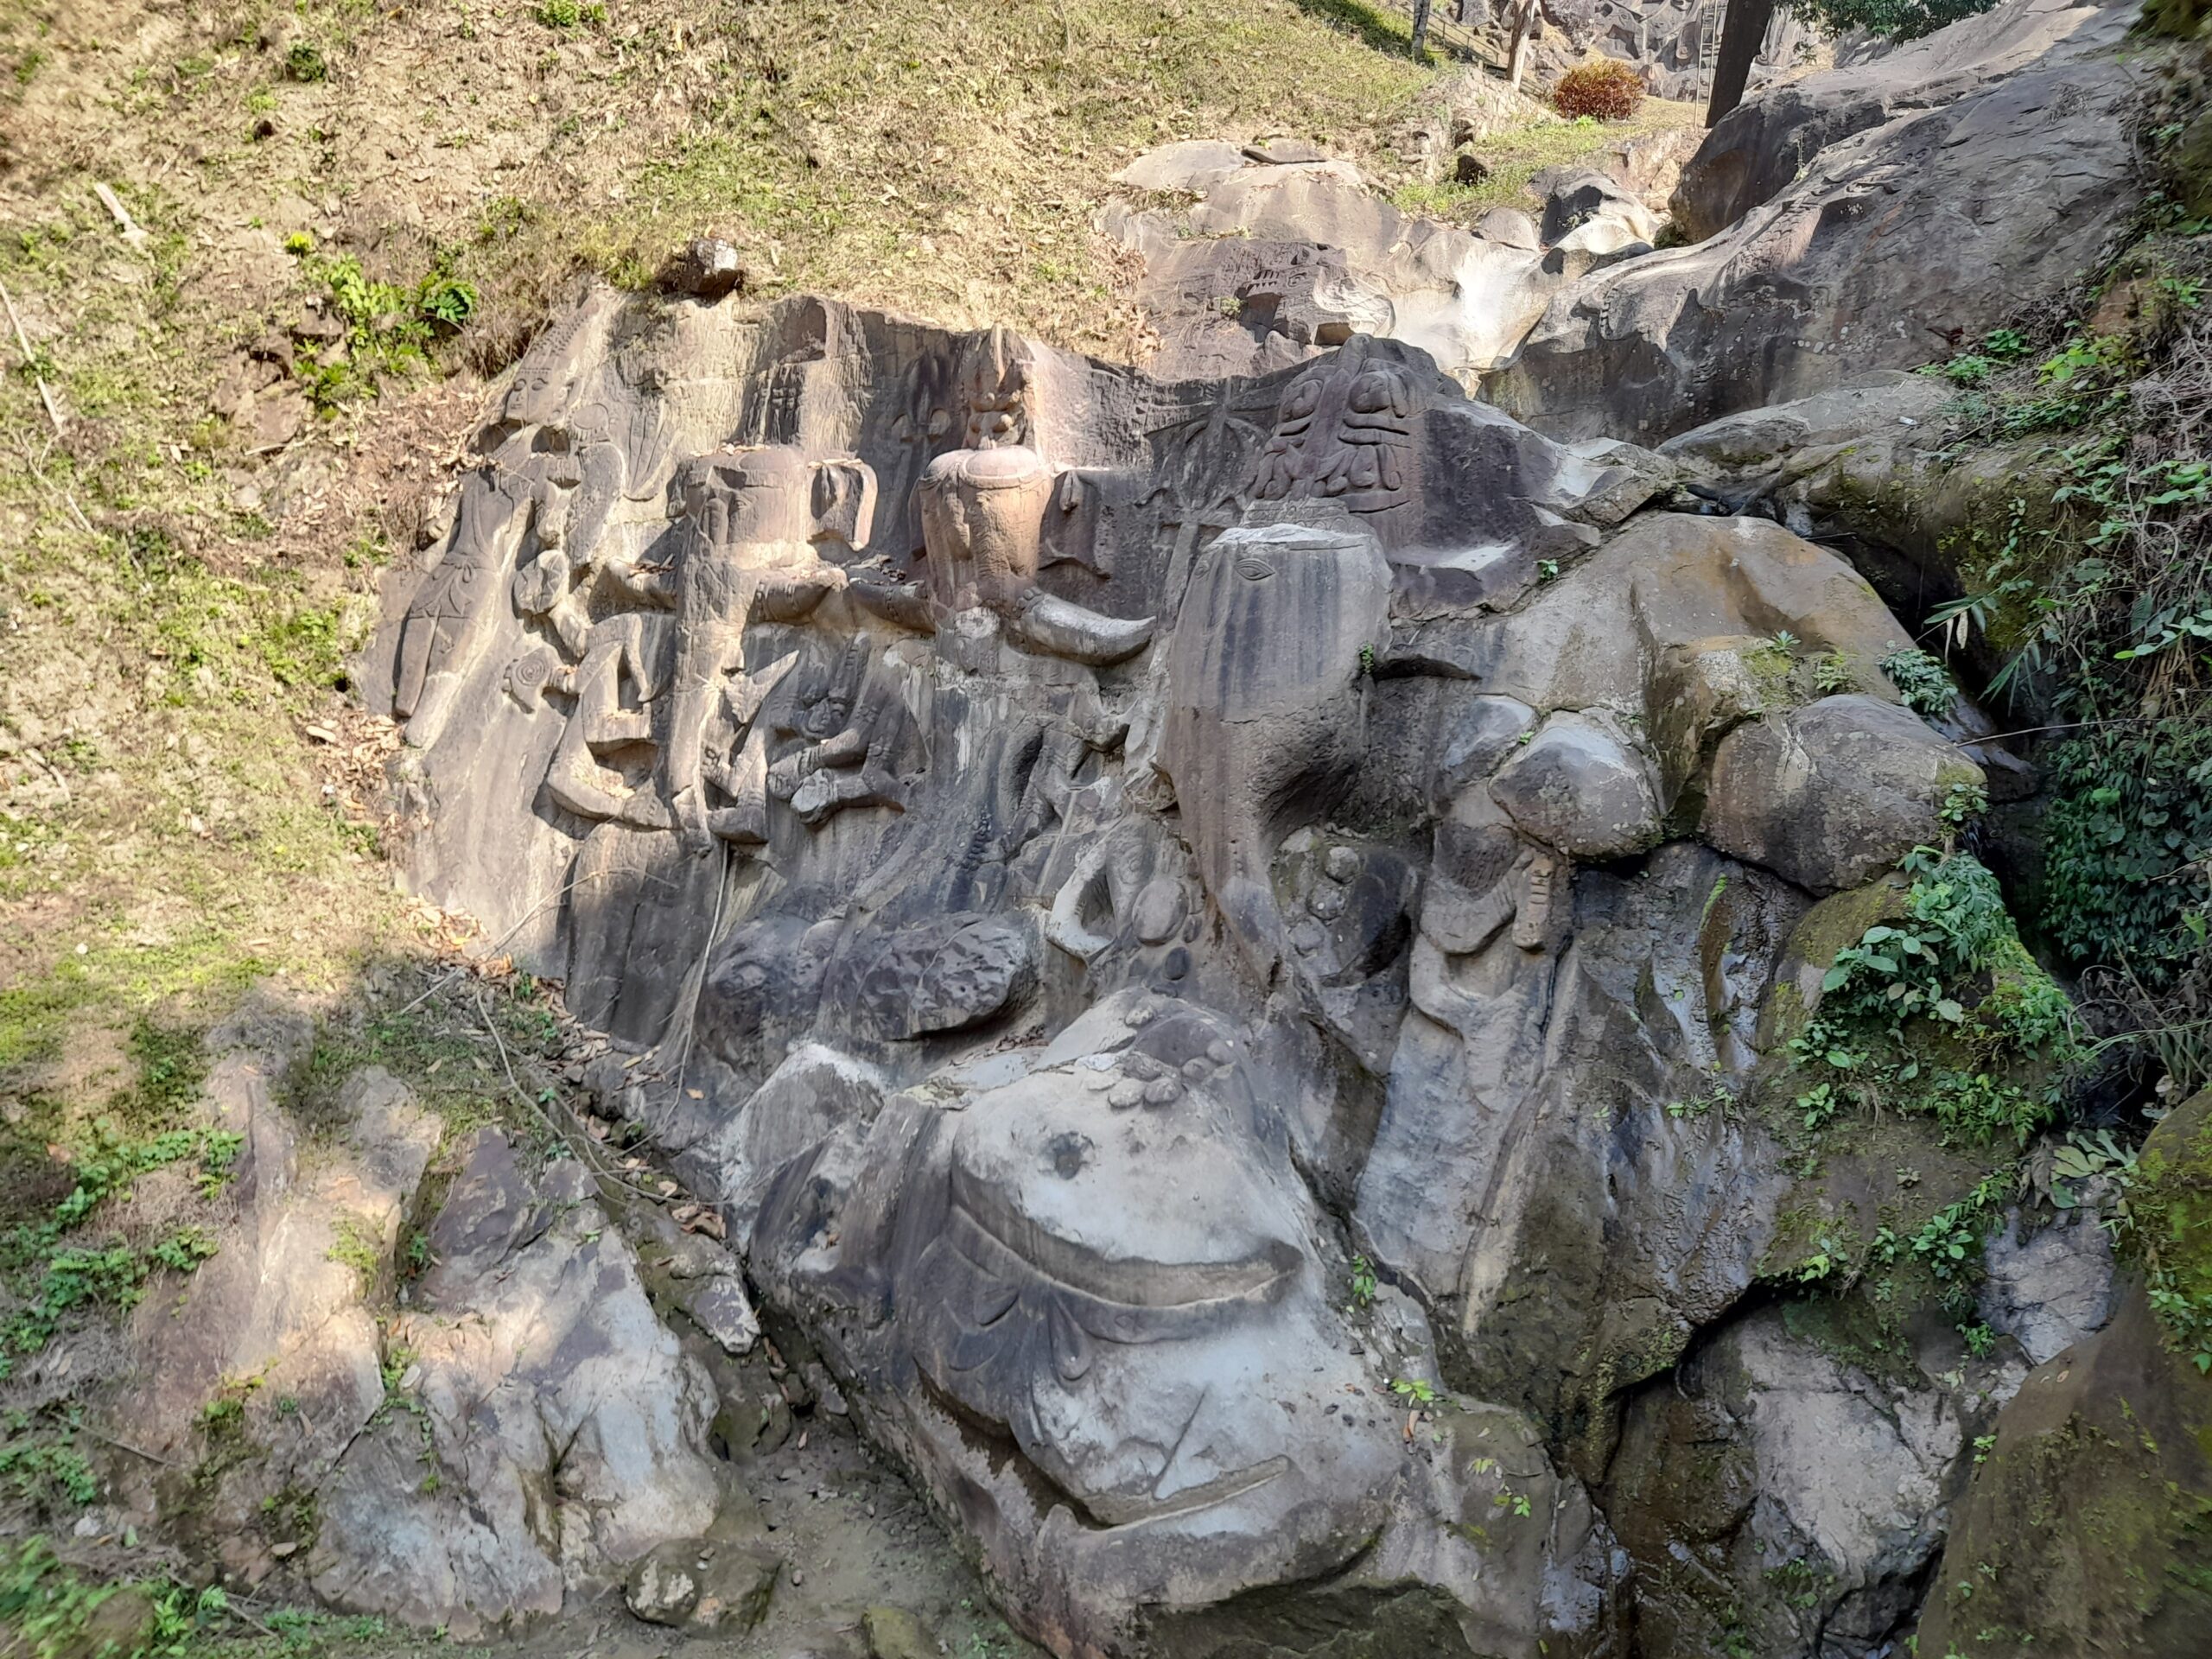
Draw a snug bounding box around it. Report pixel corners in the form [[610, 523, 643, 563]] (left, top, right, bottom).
[[1487, 0, 2145, 442], [1978, 1209, 2120, 1365], [365, 290, 2072, 1656], [1112, 138, 1248, 194], [1474, 206, 1540, 251], [624, 1535, 780, 1631], [1489, 709, 1662, 861], [1106, 158, 1569, 380], [1701, 695, 1983, 894], [1672, 0, 2139, 242], [1605, 1305, 1990, 1659], [1533, 166, 1661, 250], [659, 237, 747, 300], [308, 1130, 724, 1637], [1919, 1088, 2212, 1658]]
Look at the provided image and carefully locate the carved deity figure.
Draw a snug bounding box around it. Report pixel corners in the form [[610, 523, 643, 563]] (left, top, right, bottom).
[[916, 443, 1156, 666], [652, 447, 876, 852], [1249, 340, 1423, 536], [766, 635, 914, 827]]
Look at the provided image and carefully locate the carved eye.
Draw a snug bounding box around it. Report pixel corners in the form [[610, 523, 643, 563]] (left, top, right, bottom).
[[1349, 371, 1398, 414], [1234, 557, 1274, 582], [1281, 380, 1320, 418]]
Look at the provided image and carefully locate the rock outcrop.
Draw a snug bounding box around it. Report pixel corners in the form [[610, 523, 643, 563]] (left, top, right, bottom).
[[1917, 1087, 2212, 1658], [1487, 0, 2147, 442], [1103, 146, 1663, 385], [361, 282, 2048, 1655]]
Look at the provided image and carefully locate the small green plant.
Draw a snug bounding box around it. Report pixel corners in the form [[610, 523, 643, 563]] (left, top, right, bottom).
[[1536, 559, 1560, 582], [1791, 850, 2080, 1147], [533, 0, 607, 26], [0, 1124, 242, 1376], [1357, 644, 1376, 677], [1349, 1254, 1377, 1307], [1389, 1376, 1440, 1408], [325, 1215, 383, 1289], [1814, 649, 1855, 695], [1666, 1084, 1734, 1122], [1880, 647, 1956, 719], [2050, 1128, 2137, 1226], [283, 42, 327, 84], [284, 249, 478, 409], [1959, 1321, 1997, 1358]]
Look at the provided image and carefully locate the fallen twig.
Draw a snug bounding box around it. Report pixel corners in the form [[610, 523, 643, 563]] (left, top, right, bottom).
[[472, 984, 675, 1208], [0, 275, 65, 437], [73, 1422, 175, 1466], [92, 181, 150, 251]]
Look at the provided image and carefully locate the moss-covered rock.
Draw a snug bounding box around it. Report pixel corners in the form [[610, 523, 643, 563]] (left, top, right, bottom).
[[2135, 1084, 2212, 1329], [1916, 1090, 2212, 1659], [1757, 873, 1911, 1052]]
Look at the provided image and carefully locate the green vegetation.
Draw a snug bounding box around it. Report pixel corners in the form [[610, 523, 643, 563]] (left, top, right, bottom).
[[0, 1536, 287, 1659], [1785, 0, 2000, 42], [2130, 1087, 2212, 1372], [286, 244, 477, 410], [1879, 647, 1958, 720], [1920, 181, 2212, 1108], [0, 1122, 237, 1376], [1793, 849, 2082, 1148]]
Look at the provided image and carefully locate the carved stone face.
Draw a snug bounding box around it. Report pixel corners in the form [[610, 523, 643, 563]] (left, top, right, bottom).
[[1250, 346, 1422, 524], [917, 443, 1053, 614], [893, 1001, 1395, 1534], [677, 448, 827, 560]]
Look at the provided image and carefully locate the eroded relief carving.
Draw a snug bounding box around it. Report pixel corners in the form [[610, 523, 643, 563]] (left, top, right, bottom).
[[382, 294, 2012, 1659]]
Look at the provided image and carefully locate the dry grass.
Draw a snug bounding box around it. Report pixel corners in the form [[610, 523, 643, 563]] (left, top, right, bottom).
[[0, 0, 1441, 1116]]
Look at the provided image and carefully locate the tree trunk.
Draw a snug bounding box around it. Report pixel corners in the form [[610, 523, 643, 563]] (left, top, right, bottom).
[[1505, 0, 1540, 91], [1411, 0, 1433, 58], [1706, 0, 1777, 126]]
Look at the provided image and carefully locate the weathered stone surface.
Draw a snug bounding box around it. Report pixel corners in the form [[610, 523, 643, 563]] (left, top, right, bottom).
[[1490, 709, 1661, 861], [1487, 0, 2146, 442], [365, 290, 2057, 1656], [1979, 1210, 2119, 1365], [659, 236, 747, 300], [1533, 166, 1661, 252], [861, 1605, 935, 1659], [1473, 206, 1540, 251], [1672, 0, 2138, 242], [1702, 694, 1982, 894], [1920, 1092, 2212, 1659], [1104, 158, 1587, 383], [1605, 1305, 1996, 1659], [1113, 139, 1248, 195], [308, 1130, 722, 1637], [106, 1007, 437, 1583], [625, 1535, 779, 1630]]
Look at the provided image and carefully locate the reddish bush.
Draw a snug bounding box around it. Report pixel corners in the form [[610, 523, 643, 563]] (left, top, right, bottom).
[[1552, 58, 1644, 122]]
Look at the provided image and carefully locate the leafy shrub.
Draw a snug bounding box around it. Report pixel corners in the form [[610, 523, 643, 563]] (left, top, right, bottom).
[[2042, 718, 2212, 984], [1879, 647, 1956, 719], [283, 42, 327, 84], [1788, 0, 1999, 41], [1794, 851, 2081, 1147], [1552, 59, 1643, 123], [284, 247, 478, 410]]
